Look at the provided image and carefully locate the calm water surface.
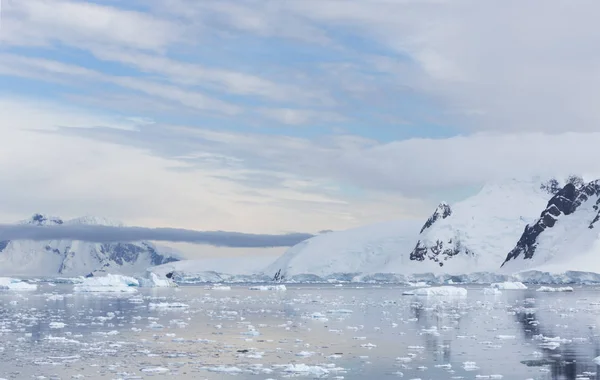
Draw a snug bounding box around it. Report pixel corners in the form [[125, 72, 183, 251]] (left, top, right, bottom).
[[1, 284, 600, 379]]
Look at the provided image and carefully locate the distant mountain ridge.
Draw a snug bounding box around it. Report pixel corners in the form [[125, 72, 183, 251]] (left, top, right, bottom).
[[0, 214, 179, 277]]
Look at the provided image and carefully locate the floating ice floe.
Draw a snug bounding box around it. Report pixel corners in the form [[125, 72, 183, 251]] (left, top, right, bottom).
[[280, 364, 330, 376], [73, 274, 139, 293], [0, 277, 37, 291], [249, 285, 287, 291], [413, 286, 467, 297], [490, 281, 528, 290], [536, 286, 574, 292]]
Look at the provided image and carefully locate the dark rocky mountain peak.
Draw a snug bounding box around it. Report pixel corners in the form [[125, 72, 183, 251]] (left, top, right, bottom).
[[419, 202, 452, 234]]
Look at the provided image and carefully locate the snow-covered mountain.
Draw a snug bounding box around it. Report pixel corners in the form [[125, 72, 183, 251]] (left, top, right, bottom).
[[502, 178, 600, 273], [0, 214, 180, 277], [263, 178, 557, 279], [406, 178, 551, 273], [263, 220, 421, 279]]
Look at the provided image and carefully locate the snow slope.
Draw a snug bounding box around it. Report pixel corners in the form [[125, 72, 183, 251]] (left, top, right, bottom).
[[0, 214, 180, 277], [263, 178, 555, 279], [151, 254, 278, 277], [262, 220, 421, 279], [404, 178, 551, 273], [502, 179, 600, 274]]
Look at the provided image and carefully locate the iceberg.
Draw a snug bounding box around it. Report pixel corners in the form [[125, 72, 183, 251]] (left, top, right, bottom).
[[73, 274, 139, 293], [413, 286, 467, 297], [0, 277, 37, 291]]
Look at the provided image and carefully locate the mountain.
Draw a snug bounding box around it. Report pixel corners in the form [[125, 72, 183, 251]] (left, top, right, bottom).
[[0, 214, 180, 277], [262, 220, 421, 280], [502, 177, 600, 273], [263, 178, 555, 279], [405, 178, 552, 273]]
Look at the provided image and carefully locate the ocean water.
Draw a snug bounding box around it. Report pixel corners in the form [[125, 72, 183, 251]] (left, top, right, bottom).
[[1, 283, 600, 379]]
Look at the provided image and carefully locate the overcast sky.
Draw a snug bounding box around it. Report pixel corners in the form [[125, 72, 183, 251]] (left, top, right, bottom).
[[1, 0, 600, 258]]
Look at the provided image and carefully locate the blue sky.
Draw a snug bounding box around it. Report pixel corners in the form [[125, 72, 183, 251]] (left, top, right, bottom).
[[2, 0, 600, 258]]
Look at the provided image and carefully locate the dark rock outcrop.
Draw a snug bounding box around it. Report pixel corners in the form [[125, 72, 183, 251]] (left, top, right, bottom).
[[419, 202, 452, 234], [503, 180, 600, 265], [410, 202, 463, 267]]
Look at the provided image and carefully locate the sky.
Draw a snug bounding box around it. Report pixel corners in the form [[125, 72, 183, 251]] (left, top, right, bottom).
[[2, 0, 600, 259]]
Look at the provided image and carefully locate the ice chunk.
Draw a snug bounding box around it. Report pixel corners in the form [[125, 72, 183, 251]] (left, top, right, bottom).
[[413, 286, 467, 297], [536, 286, 574, 292], [491, 281, 527, 290], [281, 364, 329, 376]]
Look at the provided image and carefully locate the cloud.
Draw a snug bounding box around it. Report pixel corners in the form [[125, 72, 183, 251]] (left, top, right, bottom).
[[0, 224, 313, 247], [156, 0, 600, 133], [90, 47, 333, 106], [55, 120, 600, 197], [0, 54, 242, 115], [3, 0, 180, 50]]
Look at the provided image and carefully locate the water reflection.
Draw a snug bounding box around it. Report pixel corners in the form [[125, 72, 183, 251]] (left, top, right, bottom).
[[514, 291, 600, 380]]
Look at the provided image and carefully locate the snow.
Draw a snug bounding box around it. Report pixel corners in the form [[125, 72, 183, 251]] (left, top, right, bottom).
[[151, 254, 278, 277], [413, 286, 468, 297], [491, 281, 528, 290], [404, 178, 550, 274], [501, 180, 600, 275], [263, 178, 551, 279], [73, 274, 139, 293], [263, 220, 421, 278], [0, 277, 37, 291]]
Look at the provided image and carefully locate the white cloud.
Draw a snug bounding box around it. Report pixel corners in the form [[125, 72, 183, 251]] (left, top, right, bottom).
[[2, 0, 180, 51], [0, 54, 242, 115], [90, 47, 333, 106]]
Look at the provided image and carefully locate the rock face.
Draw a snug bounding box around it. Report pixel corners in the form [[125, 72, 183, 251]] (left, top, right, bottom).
[[503, 179, 600, 266], [0, 214, 179, 277], [410, 202, 460, 266], [419, 202, 452, 234]]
